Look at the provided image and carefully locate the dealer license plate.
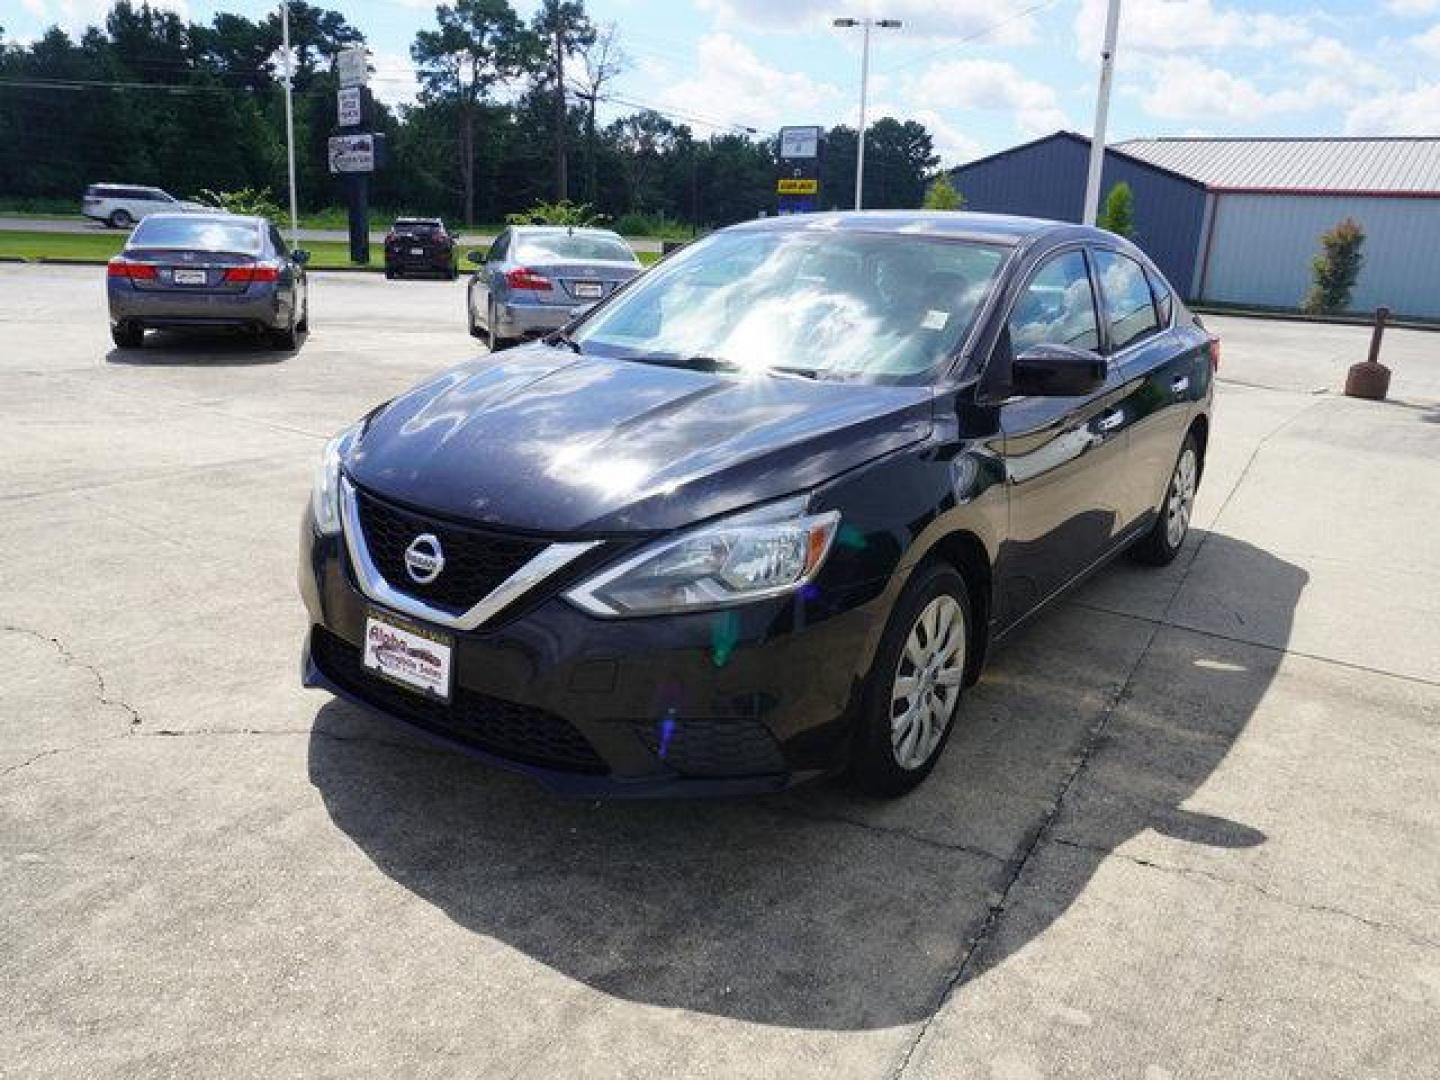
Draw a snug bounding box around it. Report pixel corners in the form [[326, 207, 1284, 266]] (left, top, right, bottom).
[[173, 268, 207, 285], [410, 247, 424, 255], [573, 281, 603, 299], [362, 609, 453, 703]]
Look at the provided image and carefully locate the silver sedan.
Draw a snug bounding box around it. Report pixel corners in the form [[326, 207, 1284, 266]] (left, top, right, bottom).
[[466, 226, 641, 348]]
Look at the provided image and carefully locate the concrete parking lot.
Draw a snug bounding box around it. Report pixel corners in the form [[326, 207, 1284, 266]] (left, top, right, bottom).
[[2, 264, 1437, 1079]]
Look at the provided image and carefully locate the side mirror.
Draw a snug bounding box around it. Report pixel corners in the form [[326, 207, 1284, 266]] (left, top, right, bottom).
[[1011, 343, 1106, 397], [465, 250, 484, 266], [291, 249, 311, 265]]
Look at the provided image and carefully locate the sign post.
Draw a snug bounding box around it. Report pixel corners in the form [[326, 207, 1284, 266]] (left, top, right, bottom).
[[776, 125, 823, 215], [333, 46, 372, 265]]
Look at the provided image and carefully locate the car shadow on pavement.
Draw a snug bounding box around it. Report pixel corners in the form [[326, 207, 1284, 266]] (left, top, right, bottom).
[[105, 328, 299, 365], [306, 533, 1304, 1031]]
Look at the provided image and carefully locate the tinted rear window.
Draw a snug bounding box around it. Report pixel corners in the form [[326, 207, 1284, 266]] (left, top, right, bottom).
[[394, 220, 442, 234], [128, 217, 262, 253], [516, 233, 635, 263]]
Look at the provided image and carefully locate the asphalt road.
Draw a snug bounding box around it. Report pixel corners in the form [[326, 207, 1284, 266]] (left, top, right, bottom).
[[2, 267, 1438, 1078], [0, 214, 666, 252]]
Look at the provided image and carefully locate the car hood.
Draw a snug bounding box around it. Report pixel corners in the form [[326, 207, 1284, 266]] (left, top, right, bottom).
[[345, 345, 934, 534]]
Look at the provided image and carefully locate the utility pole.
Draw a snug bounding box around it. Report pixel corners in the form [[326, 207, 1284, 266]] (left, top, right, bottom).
[[280, 0, 299, 246], [833, 17, 901, 211], [1082, 0, 1122, 226], [553, 27, 567, 201]]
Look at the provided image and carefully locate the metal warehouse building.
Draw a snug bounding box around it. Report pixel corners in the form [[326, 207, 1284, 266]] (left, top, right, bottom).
[[950, 133, 1440, 320]]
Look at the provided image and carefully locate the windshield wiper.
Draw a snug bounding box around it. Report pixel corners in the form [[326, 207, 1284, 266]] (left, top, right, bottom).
[[616, 354, 820, 379], [544, 329, 583, 354]]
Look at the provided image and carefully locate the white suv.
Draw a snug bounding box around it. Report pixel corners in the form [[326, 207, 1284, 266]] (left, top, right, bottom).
[[82, 184, 207, 229]]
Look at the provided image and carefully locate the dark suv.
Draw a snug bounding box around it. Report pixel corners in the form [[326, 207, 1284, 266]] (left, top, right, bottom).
[[300, 212, 1216, 798], [384, 218, 457, 280]]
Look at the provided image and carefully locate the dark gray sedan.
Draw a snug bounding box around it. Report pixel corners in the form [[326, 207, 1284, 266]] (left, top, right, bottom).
[[106, 213, 310, 350], [465, 226, 641, 348]]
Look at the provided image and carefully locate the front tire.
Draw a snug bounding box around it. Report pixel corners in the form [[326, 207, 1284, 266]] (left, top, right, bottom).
[[110, 321, 143, 348], [849, 563, 972, 797], [1130, 432, 1200, 566], [108, 209, 133, 229]]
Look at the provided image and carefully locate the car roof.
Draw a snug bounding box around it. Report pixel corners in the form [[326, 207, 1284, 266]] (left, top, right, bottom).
[[513, 225, 626, 239], [134, 212, 261, 226], [394, 217, 442, 225], [730, 210, 1103, 247]]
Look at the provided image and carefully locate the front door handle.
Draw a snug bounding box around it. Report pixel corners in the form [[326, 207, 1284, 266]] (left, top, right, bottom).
[[1172, 375, 1191, 395], [1097, 409, 1124, 433]]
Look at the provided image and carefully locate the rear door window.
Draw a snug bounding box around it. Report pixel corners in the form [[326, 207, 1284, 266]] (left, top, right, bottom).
[[1008, 250, 1100, 352], [1094, 249, 1161, 352]]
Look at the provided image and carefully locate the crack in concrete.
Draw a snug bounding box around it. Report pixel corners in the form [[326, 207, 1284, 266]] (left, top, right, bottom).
[[1049, 836, 1440, 953], [2, 624, 143, 728], [768, 803, 1009, 865]]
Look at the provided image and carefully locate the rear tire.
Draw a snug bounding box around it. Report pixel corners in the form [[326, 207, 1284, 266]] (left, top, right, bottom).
[[467, 289, 483, 339], [1130, 432, 1200, 566], [110, 321, 143, 348], [384, 267, 397, 280], [108, 209, 134, 229], [271, 311, 300, 351], [488, 301, 511, 351], [848, 563, 973, 798]]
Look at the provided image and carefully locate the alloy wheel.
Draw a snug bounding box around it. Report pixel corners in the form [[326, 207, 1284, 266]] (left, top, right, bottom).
[[1165, 446, 1198, 549], [890, 594, 966, 770]]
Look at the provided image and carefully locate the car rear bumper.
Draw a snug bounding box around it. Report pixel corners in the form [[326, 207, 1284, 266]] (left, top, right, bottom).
[[496, 298, 577, 338], [108, 278, 284, 329], [298, 514, 877, 797], [385, 249, 454, 272]]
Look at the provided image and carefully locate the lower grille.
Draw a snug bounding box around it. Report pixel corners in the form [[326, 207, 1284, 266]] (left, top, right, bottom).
[[636, 716, 786, 777], [311, 627, 607, 774]]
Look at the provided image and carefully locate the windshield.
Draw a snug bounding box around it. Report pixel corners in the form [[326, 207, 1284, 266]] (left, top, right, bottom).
[[571, 229, 1007, 380], [516, 233, 635, 263], [128, 217, 262, 254]]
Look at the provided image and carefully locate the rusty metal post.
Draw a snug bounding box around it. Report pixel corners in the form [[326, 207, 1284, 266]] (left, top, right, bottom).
[[1345, 306, 1392, 401]]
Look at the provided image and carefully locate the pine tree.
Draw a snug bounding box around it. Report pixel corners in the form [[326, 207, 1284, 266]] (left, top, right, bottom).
[[1096, 182, 1134, 238], [1302, 217, 1366, 315]]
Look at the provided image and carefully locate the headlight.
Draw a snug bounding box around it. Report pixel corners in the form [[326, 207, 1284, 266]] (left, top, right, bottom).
[[310, 424, 358, 535], [565, 497, 840, 617]]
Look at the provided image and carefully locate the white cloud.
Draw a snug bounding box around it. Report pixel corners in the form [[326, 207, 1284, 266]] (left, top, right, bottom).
[[907, 109, 984, 166], [19, 0, 188, 33], [906, 59, 1068, 136], [1137, 56, 1347, 121], [370, 51, 420, 108], [1074, 0, 1310, 57], [696, 0, 1036, 44], [1345, 82, 1440, 133], [658, 33, 844, 133], [1416, 23, 1440, 59], [1297, 35, 1391, 88], [1386, 0, 1440, 15]]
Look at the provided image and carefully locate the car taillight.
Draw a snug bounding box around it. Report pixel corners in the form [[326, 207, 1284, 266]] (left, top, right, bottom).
[[222, 264, 280, 283], [506, 267, 552, 291], [106, 258, 156, 280], [1207, 335, 1221, 373]]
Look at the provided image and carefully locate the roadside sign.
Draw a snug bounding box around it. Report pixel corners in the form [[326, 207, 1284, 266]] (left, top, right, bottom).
[[328, 134, 375, 174], [779, 126, 822, 160], [337, 86, 363, 128], [336, 46, 368, 89], [777, 178, 819, 195]]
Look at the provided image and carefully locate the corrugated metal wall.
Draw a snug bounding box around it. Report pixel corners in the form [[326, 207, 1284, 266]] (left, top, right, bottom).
[[1200, 194, 1440, 318], [949, 134, 1209, 298]]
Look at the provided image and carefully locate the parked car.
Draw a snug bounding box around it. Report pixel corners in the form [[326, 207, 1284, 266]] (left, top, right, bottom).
[[82, 184, 207, 229], [300, 211, 1216, 798], [466, 226, 641, 347], [384, 218, 458, 280], [106, 213, 310, 350]]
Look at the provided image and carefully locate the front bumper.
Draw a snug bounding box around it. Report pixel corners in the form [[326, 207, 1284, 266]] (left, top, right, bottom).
[[298, 514, 879, 797], [108, 278, 284, 330]]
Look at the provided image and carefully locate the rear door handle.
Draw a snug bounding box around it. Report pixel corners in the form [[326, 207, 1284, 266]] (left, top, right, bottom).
[[1097, 409, 1124, 433], [1172, 375, 1191, 395]]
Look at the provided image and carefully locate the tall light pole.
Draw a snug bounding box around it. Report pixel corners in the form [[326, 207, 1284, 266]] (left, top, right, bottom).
[[1081, 0, 1122, 226], [833, 17, 901, 211], [279, 1, 300, 246]]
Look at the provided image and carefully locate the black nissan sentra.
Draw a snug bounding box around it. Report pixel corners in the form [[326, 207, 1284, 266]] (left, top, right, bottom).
[[299, 211, 1216, 797]]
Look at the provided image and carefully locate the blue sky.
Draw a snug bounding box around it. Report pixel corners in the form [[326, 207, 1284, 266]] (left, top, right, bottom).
[[8, 0, 1440, 167]]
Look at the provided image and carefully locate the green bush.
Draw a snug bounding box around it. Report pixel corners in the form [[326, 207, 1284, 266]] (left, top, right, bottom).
[[1096, 182, 1134, 238], [196, 187, 286, 226], [922, 174, 964, 210], [505, 200, 608, 228], [1302, 217, 1366, 315], [614, 211, 691, 239]]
